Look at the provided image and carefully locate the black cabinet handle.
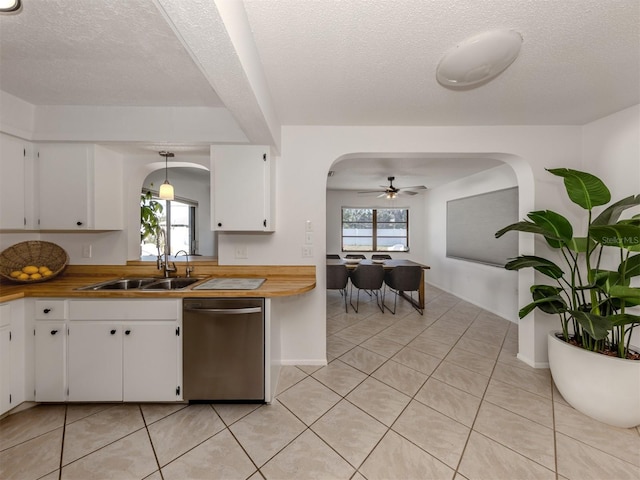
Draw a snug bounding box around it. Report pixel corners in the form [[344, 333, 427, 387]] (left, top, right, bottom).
[[110, 329, 116, 335], [217, 222, 222, 227], [125, 329, 131, 335], [43, 308, 51, 314], [50, 329, 58, 335], [76, 221, 83, 226]]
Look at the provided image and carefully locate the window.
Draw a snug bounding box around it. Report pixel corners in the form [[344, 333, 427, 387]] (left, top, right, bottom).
[[141, 190, 198, 257], [342, 208, 409, 252]]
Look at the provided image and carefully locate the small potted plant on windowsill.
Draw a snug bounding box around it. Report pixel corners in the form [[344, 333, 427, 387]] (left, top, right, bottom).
[[496, 168, 640, 428]]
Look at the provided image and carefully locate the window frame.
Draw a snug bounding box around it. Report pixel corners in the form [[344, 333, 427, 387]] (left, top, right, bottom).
[[341, 207, 409, 253]]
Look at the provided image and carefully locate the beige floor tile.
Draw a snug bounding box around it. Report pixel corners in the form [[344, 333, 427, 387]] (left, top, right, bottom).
[[491, 362, 552, 398], [62, 404, 145, 466], [65, 403, 115, 425], [458, 432, 555, 480], [274, 365, 308, 395], [407, 335, 454, 358], [147, 404, 225, 466], [326, 335, 357, 358], [392, 400, 470, 468], [360, 335, 405, 357], [140, 403, 187, 425], [419, 328, 463, 346], [553, 402, 640, 467], [376, 325, 422, 345], [61, 428, 157, 480], [334, 323, 379, 344], [261, 429, 355, 480], [462, 327, 506, 347], [432, 360, 490, 397], [346, 377, 411, 427], [359, 430, 454, 480], [556, 432, 640, 480], [0, 404, 65, 451], [311, 399, 387, 468], [229, 401, 306, 467], [311, 359, 367, 396], [213, 402, 261, 426], [143, 471, 162, 480], [371, 360, 428, 396], [414, 377, 481, 427], [484, 378, 553, 428], [39, 471, 60, 480], [444, 347, 496, 376], [297, 364, 323, 374], [339, 345, 388, 374], [452, 336, 502, 359], [0, 428, 62, 480], [277, 376, 341, 425], [473, 402, 555, 470], [162, 429, 256, 480], [392, 346, 442, 375]]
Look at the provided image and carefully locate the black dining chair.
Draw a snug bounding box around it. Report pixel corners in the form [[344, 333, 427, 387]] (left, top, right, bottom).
[[326, 254, 341, 259], [371, 254, 392, 260], [349, 263, 384, 313], [345, 254, 366, 259], [382, 265, 423, 315], [326, 264, 349, 312]]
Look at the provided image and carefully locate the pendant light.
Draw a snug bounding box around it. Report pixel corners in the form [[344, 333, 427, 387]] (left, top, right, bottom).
[[158, 151, 175, 200]]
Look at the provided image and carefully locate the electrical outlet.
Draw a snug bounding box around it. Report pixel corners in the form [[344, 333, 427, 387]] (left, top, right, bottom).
[[82, 244, 92, 258], [304, 232, 313, 244], [305, 220, 313, 232], [302, 246, 313, 257], [234, 245, 248, 259]]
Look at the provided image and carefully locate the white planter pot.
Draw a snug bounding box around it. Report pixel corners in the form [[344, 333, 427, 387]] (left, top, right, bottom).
[[548, 331, 640, 428]]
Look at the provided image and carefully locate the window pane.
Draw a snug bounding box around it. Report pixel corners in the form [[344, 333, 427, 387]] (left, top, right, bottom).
[[377, 209, 407, 222], [342, 208, 373, 222]]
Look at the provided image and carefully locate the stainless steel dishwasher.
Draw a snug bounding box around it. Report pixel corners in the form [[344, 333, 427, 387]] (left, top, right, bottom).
[[183, 298, 264, 402]]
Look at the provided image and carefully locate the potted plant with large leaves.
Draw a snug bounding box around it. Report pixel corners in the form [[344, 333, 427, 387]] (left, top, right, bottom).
[[140, 189, 164, 254], [496, 168, 640, 428]]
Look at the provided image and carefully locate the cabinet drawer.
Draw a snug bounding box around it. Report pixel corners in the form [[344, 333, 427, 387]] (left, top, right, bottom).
[[68, 299, 179, 320], [35, 300, 67, 320]]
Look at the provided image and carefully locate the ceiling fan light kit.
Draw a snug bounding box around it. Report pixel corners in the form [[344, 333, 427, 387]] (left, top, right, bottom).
[[436, 29, 523, 88], [357, 176, 427, 198], [0, 0, 21, 13]]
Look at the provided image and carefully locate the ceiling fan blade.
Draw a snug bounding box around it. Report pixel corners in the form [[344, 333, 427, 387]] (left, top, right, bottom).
[[400, 185, 427, 191], [401, 190, 418, 196], [357, 190, 385, 195]]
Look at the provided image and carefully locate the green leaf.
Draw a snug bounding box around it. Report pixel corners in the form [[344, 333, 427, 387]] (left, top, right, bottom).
[[495, 221, 564, 243], [527, 210, 573, 248], [619, 254, 640, 278], [592, 195, 640, 226], [609, 313, 640, 328], [566, 236, 589, 253], [590, 224, 640, 249], [505, 256, 564, 279], [519, 294, 567, 318], [608, 285, 640, 303], [569, 310, 612, 340], [530, 285, 568, 315], [547, 168, 611, 210]]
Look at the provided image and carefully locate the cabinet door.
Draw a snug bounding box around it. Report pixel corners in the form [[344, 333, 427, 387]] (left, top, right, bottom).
[[68, 323, 122, 402], [211, 145, 273, 231], [123, 323, 179, 402], [0, 325, 11, 414], [37, 143, 90, 229], [0, 133, 27, 229], [35, 323, 67, 402]]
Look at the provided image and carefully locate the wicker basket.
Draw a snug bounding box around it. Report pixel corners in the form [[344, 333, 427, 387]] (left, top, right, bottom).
[[0, 241, 69, 283]]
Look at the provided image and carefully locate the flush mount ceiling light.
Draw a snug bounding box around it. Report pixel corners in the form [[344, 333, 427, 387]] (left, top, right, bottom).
[[0, 0, 21, 13], [158, 151, 175, 200], [436, 29, 523, 88]]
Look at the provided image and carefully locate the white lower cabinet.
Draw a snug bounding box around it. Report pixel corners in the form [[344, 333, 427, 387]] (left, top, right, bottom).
[[34, 298, 181, 403], [1, 300, 28, 414], [35, 322, 67, 402]]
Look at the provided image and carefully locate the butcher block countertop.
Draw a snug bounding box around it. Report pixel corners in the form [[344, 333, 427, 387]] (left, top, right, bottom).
[[0, 263, 316, 302]]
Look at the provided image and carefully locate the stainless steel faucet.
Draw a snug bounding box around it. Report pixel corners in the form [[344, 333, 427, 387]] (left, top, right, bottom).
[[175, 250, 193, 277], [156, 228, 177, 278]]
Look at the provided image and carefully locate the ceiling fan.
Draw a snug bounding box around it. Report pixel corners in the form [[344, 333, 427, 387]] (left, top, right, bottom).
[[357, 176, 427, 199]]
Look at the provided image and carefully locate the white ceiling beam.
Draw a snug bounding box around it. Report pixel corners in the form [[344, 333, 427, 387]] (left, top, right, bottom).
[[153, 0, 280, 151]]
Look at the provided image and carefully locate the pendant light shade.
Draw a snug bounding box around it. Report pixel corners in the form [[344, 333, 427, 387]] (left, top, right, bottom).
[[158, 151, 175, 200]]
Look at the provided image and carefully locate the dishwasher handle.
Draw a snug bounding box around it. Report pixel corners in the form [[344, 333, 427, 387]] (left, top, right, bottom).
[[184, 306, 263, 315]]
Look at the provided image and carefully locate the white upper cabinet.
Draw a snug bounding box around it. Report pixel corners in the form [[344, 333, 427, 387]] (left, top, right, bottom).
[[36, 143, 123, 230], [0, 133, 32, 229], [211, 145, 275, 232]]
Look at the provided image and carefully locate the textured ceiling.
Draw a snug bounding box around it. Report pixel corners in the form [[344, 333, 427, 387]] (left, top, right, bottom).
[[0, 0, 222, 106], [1, 0, 638, 190]]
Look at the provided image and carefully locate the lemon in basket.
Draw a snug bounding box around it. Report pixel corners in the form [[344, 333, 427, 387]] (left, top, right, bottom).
[[30, 273, 42, 280], [22, 265, 39, 274], [10, 270, 21, 278], [17, 273, 30, 280]]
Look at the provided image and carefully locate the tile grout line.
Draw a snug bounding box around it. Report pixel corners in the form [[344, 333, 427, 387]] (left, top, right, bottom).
[[139, 404, 165, 480], [57, 404, 68, 480]]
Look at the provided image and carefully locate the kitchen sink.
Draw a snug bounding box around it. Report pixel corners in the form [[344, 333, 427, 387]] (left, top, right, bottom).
[[140, 278, 201, 290], [76, 277, 200, 291]]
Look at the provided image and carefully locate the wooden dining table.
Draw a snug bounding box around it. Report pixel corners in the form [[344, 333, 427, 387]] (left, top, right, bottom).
[[327, 258, 431, 310]]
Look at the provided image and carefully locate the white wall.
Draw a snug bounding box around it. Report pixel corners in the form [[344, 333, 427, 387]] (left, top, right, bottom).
[[326, 190, 425, 261], [424, 164, 519, 320]]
